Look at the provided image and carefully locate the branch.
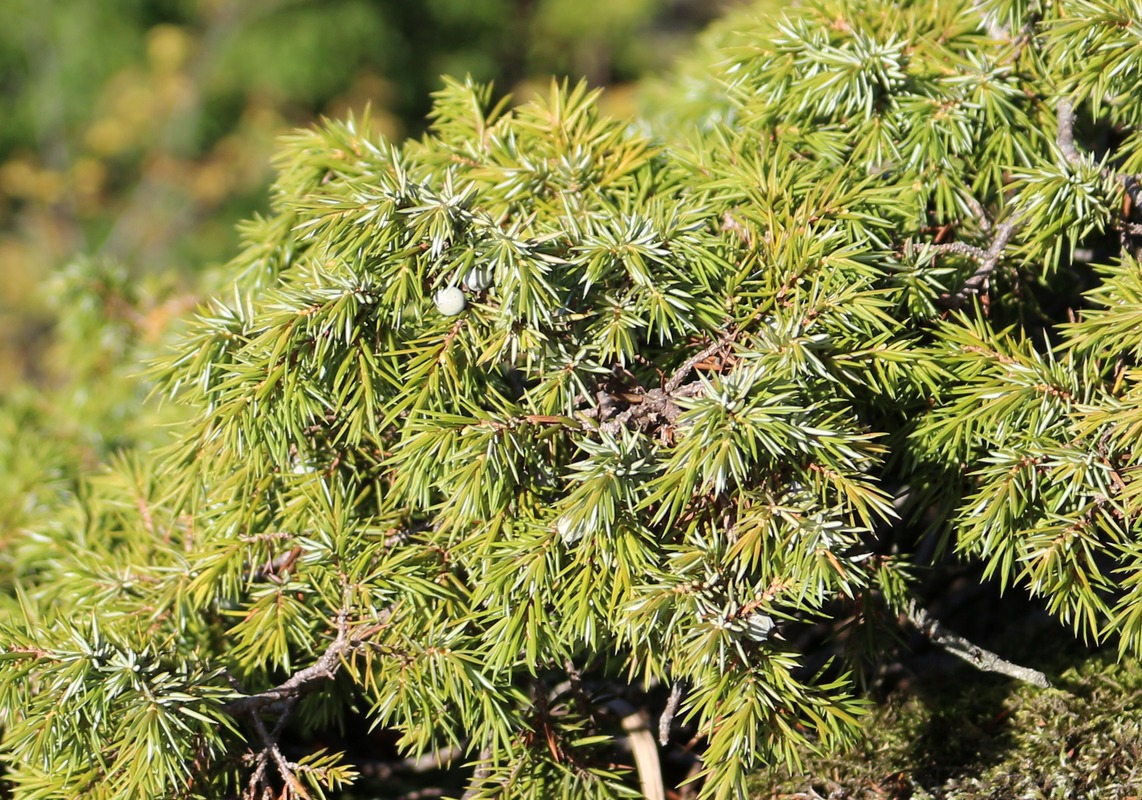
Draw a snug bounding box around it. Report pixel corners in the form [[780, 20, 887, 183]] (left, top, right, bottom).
[[224, 615, 356, 717], [1057, 98, 1082, 167], [935, 97, 1138, 309], [927, 241, 988, 262], [1056, 98, 1142, 212], [245, 699, 306, 800], [358, 746, 467, 780], [228, 611, 389, 797], [460, 754, 493, 800], [598, 331, 736, 437], [664, 330, 737, 395], [1004, 19, 1038, 64], [658, 681, 685, 746], [963, 194, 992, 233], [904, 599, 1050, 688], [937, 218, 1020, 309]]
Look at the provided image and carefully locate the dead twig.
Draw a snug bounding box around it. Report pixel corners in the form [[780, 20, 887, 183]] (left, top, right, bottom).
[[597, 331, 736, 437], [664, 330, 737, 395]]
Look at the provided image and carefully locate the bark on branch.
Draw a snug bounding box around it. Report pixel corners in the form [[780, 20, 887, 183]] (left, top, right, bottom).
[[224, 619, 355, 717], [904, 599, 1051, 688], [245, 699, 302, 798], [1057, 98, 1142, 212], [1057, 98, 1082, 167], [227, 612, 385, 798], [598, 331, 736, 436], [664, 330, 737, 394], [935, 96, 1142, 309], [936, 218, 1020, 309], [658, 681, 685, 746]]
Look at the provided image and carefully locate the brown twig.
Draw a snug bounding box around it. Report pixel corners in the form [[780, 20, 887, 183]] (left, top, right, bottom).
[[224, 611, 374, 717], [904, 598, 1050, 688], [664, 331, 737, 395], [1005, 19, 1038, 64], [253, 545, 304, 583], [596, 331, 736, 437], [937, 217, 1021, 309], [598, 382, 706, 436]]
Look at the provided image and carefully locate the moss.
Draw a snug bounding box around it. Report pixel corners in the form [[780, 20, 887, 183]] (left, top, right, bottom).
[[749, 651, 1142, 799]]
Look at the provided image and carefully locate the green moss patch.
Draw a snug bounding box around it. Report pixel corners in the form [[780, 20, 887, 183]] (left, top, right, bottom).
[[750, 652, 1142, 799]]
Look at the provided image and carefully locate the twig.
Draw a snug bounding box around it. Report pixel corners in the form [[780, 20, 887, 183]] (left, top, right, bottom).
[[598, 382, 706, 436], [1057, 98, 1082, 166], [927, 241, 989, 262], [904, 599, 1051, 688], [224, 617, 353, 717], [597, 332, 735, 437], [936, 97, 1138, 309], [1004, 19, 1038, 64], [1057, 98, 1142, 211], [938, 218, 1021, 309], [964, 195, 992, 233], [253, 545, 304, 583], [229, 610, 389, 798], [246, 699, 305, 799], [658, 681, 685, 746], [664, 330, 737, 395]]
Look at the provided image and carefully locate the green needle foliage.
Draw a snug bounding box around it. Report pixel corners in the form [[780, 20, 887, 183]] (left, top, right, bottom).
[[4, 0, 1142, 798]]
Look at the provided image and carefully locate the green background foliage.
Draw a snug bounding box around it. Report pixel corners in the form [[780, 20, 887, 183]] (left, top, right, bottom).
[[0, 0, 734, 386]]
